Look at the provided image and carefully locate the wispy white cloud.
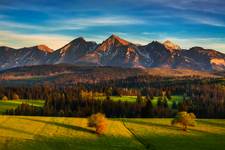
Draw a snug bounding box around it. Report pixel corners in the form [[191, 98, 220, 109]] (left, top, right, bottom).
[[0, 30, 73, 49], [0, 21, 44, 30], [0, 2, 59, 12], [137, 0, 225, 15], [0, 15, 144, 32], [0, 15, 6, 18], [0, 21, 84, 31], [58, 16, 145, 28], [185, 15, 225, 27]]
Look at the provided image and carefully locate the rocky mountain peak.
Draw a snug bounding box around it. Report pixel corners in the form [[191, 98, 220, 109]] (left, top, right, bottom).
[[58, 37, 88, 54], [35, 45, 53, 53], [96, 35, 131, 53], [70, 37, 86, 44], [146, 41, 167, 50], [163, 40, 181, 52], [0, 46, 15, 51], [0, 35, 224, 71], [107, 34, 130, 46]]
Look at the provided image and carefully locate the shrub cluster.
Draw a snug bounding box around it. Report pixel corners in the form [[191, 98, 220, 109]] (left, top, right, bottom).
[[88, 113, 107, 134]]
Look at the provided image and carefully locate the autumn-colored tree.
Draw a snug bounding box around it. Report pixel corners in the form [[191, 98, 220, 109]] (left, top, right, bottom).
[[2, 96, 8, 101], [12, 93, 19, 100], [88, 113, 107, 134], [171, 111, 196, 131]]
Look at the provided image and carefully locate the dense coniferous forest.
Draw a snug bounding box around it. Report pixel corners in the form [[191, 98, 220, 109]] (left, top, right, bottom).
[[0, 76, 224, 118]]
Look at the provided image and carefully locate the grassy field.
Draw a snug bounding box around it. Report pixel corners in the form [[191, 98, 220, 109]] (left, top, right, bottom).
[[95, 95, 183, 108], [124, 119, 225, 150], [0, 100, 45, 114], [151, 96, 183, 108], [95, 96, 138, 102], [0, 96, 183, 114], [0, 116, 143, 150], [0, 116, 224, 150]]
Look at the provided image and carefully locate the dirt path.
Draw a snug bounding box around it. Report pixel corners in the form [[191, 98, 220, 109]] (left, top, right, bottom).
[[121, 119, 156, 150]]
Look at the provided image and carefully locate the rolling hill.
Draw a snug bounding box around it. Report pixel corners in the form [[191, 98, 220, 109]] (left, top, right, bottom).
[[0, 64, 219, 86], [0, 116, 224, 150]]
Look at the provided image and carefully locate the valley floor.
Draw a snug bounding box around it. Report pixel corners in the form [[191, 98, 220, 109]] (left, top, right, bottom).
[[0, 116, 224, 150]]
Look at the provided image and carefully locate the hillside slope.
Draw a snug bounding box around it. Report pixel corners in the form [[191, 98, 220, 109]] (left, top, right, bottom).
[[0, 116, 224, 150], [0, 65, 217, 86]]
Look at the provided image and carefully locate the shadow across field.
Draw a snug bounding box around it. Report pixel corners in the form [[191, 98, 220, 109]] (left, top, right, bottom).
[[197, 120, 225, 129], [19, 117, 95, 134], [123, 119, 225, 150], [0, 125, 35, 137], [0, 136, 144, 150], [124, 119, 223, 136], [124, 119, 180, 131]]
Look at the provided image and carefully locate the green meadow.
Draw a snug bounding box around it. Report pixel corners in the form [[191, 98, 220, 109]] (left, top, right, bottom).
[[0, 116, 224, 150], [95, 95, 183, 108], [123, 118, 225, 150], [0, 95, 183, 114], [94, 96, 138, 102], [0, 100, 45, 114]]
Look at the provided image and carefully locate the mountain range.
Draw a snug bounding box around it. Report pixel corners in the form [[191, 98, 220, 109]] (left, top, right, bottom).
[[0, 34, 225, 71]]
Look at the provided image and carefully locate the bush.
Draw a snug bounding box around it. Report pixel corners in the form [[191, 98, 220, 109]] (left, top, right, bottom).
[[171, 111, 196, 131], [88, 113, 107, 134], [12, 93, 19, 100], [2, 96, 8, 101]]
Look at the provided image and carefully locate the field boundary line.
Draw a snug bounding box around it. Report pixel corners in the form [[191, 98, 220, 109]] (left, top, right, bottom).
[[121, 119, 156, 150]]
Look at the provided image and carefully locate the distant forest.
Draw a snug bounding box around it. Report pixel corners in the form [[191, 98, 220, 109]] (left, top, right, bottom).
[[1, 75, 225, 118]]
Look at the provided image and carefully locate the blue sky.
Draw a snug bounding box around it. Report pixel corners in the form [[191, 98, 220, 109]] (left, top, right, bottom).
[[0, 0, 225, 53]]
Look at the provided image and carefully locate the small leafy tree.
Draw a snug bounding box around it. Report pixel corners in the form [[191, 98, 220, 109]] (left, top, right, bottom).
[[88, 113, 107, 134], [171, 111, 196, 131], [12, 93, 19, 100], [2, 96, 8, 101]]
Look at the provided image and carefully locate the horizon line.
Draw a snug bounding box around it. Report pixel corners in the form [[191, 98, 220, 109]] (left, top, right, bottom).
[[0, 33, 223, 53]]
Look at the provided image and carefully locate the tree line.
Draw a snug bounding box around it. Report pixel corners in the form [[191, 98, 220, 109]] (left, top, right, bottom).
[[1, 77, 225, 118]]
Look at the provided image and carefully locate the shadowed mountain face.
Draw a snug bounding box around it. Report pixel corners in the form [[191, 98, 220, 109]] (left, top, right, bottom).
[[0, 45, 52, 69], [0, 35, 225, 71], [46, 37, 97, 64]]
